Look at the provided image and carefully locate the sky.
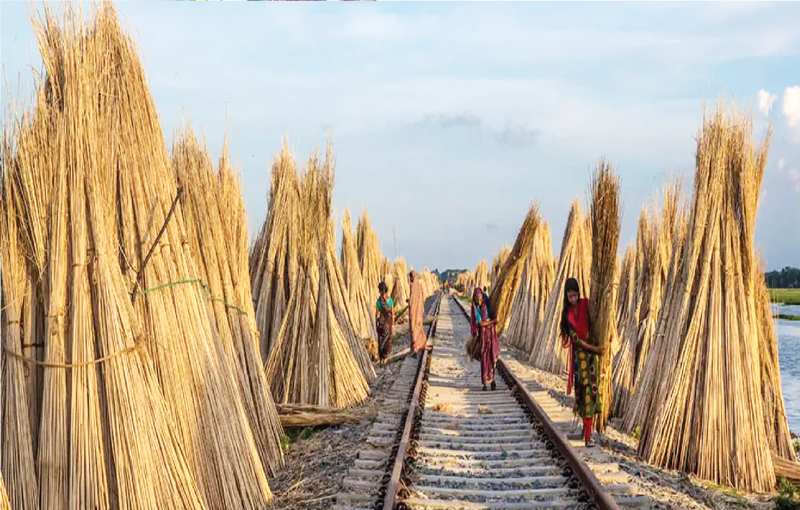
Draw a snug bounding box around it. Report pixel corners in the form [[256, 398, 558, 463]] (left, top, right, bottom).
[[2, 1, 800, 273]]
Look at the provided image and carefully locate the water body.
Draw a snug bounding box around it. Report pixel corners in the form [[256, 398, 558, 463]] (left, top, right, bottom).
[[776, 304, 800, 434]]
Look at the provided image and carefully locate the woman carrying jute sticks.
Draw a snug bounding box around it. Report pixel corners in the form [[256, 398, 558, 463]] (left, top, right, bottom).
[[560, 277, 603, 447], [470, 287, 500, 391], [375, 281, 395, 365], [408, 270, 427, 356]]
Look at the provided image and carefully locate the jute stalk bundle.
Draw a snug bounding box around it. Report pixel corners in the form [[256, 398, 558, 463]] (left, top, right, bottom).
[[622, 201, 689, 434], [459, 271, 476, 297], [475, 260, 489, 291], [264, 148, 370, 408], [615, 182, 683, 423], [754, 260, 796, 461], [3, 6, 231, 508], [588, 158, 622, 433], [95, 15, 272, 507], [6, 97, 52, 470], [323, 218, 376, 384], [615, 246, 636, 336], [491, 246, 511, 286], [171, 129, 285, 477], [340, 209, 377, 341], [636, 102, 791, 492], [524, 224, 556, 355], [392, 258, 410, 323], [1, 477, 11, 510], [488, 204, 543, 337], [381, 258, 392, 284], [612, 212, 651, 419], [384, 272, 395, 296], [1, 168, 39, 510], [356, 211, 383, 303], [527, 200, 591, 374], [419, 269, 439, 298], [504, 224, 554, 354], [250, 142, 301, 362]]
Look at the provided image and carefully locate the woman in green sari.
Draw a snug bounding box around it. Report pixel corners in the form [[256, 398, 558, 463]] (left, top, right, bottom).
[[560, 278, 603, 447]]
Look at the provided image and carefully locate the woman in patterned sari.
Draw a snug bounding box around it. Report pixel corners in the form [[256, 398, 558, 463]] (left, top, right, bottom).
[[470, 287, 499, 391], [560, 278, 603, 447], [375, 281, 394, 365]]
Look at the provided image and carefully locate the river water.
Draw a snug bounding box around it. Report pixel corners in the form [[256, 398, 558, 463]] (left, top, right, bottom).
[[775, 304, 800, 434]]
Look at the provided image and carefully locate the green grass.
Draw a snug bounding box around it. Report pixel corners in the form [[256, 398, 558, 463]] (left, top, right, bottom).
[[280, 427, 317, 452], [775, 314, 800, 322], [770, 289, 800, 306], [707, 483, 746, 502], [777, 477, 800, 510]]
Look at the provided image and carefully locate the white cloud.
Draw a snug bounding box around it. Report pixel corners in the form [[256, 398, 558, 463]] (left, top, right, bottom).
[[786, 167, 800, 194], [778, 158, 786, 172], [783, 86, 800, 132], [757, 89, 777, 117]]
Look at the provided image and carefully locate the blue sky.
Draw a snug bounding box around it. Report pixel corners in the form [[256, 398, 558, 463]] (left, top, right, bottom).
[[2, 2, 800, 272]]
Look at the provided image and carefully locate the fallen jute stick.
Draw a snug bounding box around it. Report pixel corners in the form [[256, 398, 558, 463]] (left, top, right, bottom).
[[774, 455, 800, 488], [276, 404, 378, 428]]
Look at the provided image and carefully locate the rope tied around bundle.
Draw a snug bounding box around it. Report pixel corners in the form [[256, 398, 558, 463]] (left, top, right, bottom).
[[3, 278, 248, 368]]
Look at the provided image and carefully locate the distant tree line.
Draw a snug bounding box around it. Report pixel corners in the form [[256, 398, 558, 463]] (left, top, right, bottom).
[[765, 267, 800, 288]]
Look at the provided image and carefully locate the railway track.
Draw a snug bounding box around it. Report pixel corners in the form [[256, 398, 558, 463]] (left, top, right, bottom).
[[337, 293, 648, 510], [334, 293, 443, 510]]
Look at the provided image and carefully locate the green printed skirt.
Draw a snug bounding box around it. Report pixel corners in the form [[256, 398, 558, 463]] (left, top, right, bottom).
[[573, 347, 602, 419]]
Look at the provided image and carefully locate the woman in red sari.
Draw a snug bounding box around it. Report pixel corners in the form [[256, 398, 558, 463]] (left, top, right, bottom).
[[470, 287, 499, 391], [560, 278, 603, 447]]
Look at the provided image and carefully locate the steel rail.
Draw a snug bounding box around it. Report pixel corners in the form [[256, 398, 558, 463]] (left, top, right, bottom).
[[451, 294, 621, 510], [380, 292, 442, 510]]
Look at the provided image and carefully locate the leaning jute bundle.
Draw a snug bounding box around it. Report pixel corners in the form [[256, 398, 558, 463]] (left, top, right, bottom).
[[611, 213, 650, 420], [636, 101, 794, 492], [527, 200, 591, 374], [171, 129, 284, 477], [357, 211, 383, 303], [615, 246, 636, 342], [475, 260, 490, 291], [488, 205, 543, 337], [1, 163, 39, 510], [491, 246, 511, 286], [1, 477, 10, 510], [250, 141, 301, 362], [392, 258, 410, 323], [264, 148, 370, 408], [587, 159, 621, 433], [341, 209, 378, 343], [754, 258, 796, 461], [459, 271, 476, 297], [2, 6, 241, 508], [323, 217, 377, 384], [420, 269, 439, 298], [100, 16, 272, 508], [615, 182, 683, 424], [504, 223, 554, 354]]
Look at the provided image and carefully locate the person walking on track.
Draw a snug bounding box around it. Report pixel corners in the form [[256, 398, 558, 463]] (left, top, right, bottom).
[[408, 270, 426, 356], [470, 287, 499, 391], [375, 281, 395, 365], [560, 277, 603, 447]]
